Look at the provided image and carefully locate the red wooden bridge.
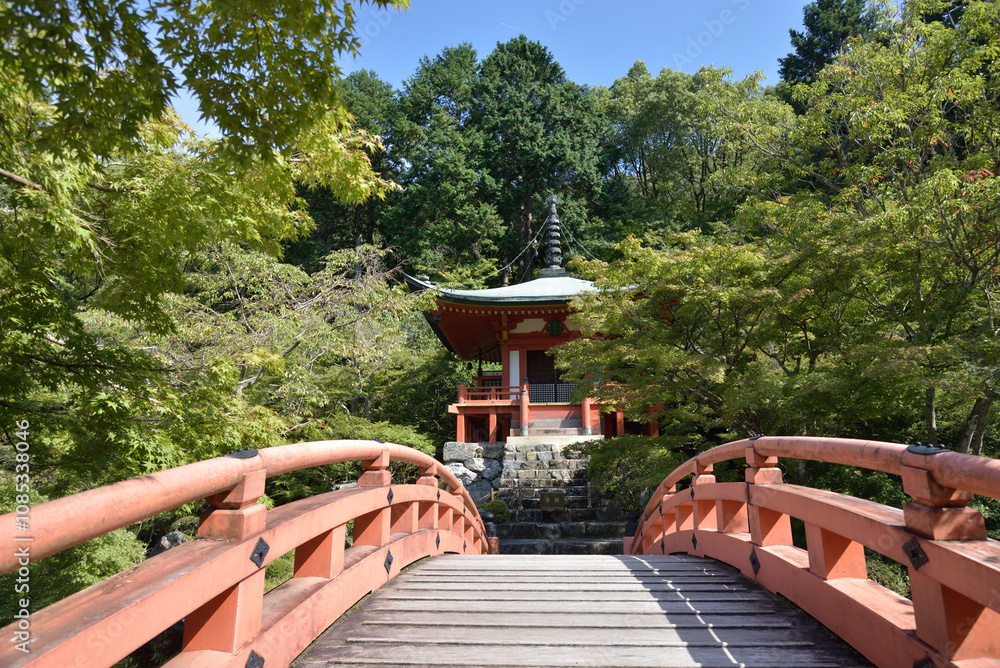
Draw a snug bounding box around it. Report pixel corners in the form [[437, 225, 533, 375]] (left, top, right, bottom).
[[2, 436, 999, 667]]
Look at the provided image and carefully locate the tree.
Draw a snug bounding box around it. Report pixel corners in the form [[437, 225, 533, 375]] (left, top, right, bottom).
[[0, 1, 404, 484], [0, 0, 408, 161], [778, 0, 879, 86], [473, 36, 604, 282], [286, 69, 403, 274], [560, 0, 1000, 457], [597, 63, 754, 236], [384, 44, 505, 279]]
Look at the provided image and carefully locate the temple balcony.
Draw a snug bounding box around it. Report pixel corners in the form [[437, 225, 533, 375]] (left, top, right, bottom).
[[448, 379, 654, 444]]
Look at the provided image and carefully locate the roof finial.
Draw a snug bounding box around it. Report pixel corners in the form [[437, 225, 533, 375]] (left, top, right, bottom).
[[541, 194, 567, 277]]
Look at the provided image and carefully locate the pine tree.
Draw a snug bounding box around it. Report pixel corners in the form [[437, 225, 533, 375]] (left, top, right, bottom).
[[778, 0, 878, 85]]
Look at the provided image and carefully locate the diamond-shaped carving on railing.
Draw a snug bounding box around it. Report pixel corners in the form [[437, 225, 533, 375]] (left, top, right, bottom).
[[903, 537, 929, 570], [250, 537, 269, 568], [245, 650, 264, 668], [384, 550, 394, 575]]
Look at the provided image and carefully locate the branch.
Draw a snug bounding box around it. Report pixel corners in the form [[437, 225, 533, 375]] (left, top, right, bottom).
[[87, 181, 127, 194], [0, 167, 42, 191]]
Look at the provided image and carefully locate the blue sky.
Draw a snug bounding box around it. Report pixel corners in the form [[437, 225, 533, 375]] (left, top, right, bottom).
[[174, 0, 809, 136]]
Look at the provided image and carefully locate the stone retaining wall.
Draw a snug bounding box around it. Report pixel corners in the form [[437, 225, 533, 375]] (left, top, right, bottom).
[[442, 441, 505, 503]]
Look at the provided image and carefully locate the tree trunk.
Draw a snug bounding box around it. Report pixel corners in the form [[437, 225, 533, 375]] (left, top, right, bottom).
[[972, 387, 995, 456], [513, 199, 533, 283], [925, 387, 938, 446], [353, 205, 364, 279], [958, 388, 994, 454]]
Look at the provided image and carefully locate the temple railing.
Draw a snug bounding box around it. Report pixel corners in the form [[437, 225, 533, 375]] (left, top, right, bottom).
[[0, 440, 492, 668], [457, 383, 522, 403], [626, 436, 1000, 667]]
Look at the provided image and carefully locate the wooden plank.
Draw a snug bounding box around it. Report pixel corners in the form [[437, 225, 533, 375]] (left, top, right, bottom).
[[344, 625, 817, 646], [407, 572, 740, 580], [365, 598, 786, 614], [377, 590, 772, 602], [359, 612, 798, 629], [303, 643, 865, 667], [393, 581, 750, 592], [292, 554, 871, 668]]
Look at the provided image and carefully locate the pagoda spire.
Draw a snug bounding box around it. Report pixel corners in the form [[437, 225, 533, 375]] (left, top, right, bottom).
[[541, 194, 567, 278]]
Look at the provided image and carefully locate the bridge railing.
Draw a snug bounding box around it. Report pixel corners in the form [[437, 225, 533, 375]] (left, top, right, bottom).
[[1, 440, 493, 668], [625, 436, 1000, 668]]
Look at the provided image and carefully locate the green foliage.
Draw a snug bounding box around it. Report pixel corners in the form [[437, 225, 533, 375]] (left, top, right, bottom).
[[559, 2, 1000, 455], [0, 0, 408, 161], [970, 496, 1000, 540], [866, 550, 911, 598], [374, 345, 469, 449], [778, 0, 881, 86], [578, 435, 689, 513], [265, 550, 297, 594], [478, 498, 511, 523], [595, 63, 755, 237]]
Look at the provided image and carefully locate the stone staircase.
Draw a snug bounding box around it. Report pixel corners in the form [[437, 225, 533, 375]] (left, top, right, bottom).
[[496, 441, 626, 555], [525, 416, 584, 435]]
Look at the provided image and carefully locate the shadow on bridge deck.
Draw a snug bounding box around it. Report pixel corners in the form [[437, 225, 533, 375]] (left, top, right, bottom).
[[292, 553, 871, 667]]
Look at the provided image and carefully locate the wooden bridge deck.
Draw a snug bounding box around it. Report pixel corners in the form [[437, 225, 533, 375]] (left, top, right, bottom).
[[293, 554, 870, 667]]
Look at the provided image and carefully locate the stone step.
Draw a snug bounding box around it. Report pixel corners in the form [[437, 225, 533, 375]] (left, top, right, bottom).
[[504, 443, 587, 454], [502, 460, 588, 470], [504, 435, 603, 447], [505, 495, 595, 510], [500, 478, 587, 494], [496, 522, 627, 540], [502, 464, 588, 475], [503, 451, 588, 462], [526, 418, 583, 429], [529, 428, 587, 435], [498, 484, 589, 497], [509, 507, 627, 523], [498, 538, 624, 555]]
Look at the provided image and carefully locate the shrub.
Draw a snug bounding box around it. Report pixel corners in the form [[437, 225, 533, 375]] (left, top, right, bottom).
[[578, 434, 688, 513], [478, 498, 510, 523]]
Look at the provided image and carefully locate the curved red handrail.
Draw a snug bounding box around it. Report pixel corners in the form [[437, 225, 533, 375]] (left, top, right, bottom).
[[638, 436, 1000, 529], [628, 435, 1000, 668], [0, 439, 491, 668], [1, 439, 484, 573]]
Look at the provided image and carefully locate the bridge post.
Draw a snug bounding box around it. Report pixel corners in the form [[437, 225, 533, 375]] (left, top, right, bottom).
[[745, 446, 792, 547], [804, 525, 866, 580], [716, 498, 748, 534], [183, 465, 268, 653], [294, 525, 347, 578], [899, 459, 997, 660], [416, 463, 439, 531], [451, 489, 469, 545], [354, 448, 391, 548], [692, 461, 717, 532]]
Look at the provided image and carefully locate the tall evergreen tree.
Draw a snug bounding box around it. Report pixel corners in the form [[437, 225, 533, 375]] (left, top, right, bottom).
[[472, 36, 603, 282], [384, 45, 504, 280], [778, 0, 878, 85]]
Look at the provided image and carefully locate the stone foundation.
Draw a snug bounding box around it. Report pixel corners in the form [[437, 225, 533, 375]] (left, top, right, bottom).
[[442, 441, 505, 503]]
